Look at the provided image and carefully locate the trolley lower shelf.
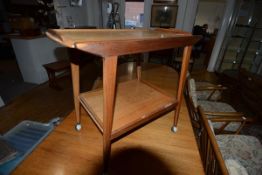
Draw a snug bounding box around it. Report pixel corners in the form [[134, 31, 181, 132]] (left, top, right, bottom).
[[79, 79, 177, 140]]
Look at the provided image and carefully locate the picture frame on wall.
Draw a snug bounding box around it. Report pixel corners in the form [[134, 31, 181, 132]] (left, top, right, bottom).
[[150, 5, 178, 28], [153, 0, 177, 4]]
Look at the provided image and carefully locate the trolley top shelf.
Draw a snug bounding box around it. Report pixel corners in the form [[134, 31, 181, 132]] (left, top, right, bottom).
[[46, 28, 201, 57]]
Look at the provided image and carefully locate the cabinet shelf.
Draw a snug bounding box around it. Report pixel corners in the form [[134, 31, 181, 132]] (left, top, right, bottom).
[[79, 79, 177, 140]]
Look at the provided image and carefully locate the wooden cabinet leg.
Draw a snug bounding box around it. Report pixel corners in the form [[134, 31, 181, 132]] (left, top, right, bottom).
[[172, 46, 192, 132], [102, 56, 118, 173], [70, 62, 81, 127]]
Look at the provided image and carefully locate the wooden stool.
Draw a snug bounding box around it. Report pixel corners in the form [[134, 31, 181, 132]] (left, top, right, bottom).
[[43, 60, 70, 89]]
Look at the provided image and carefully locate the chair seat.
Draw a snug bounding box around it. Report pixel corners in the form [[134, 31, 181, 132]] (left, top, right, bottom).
[[216, 135, 262, 175], [225, 159, 248, 175], [198, 100, 235, 112], [195, 81, 221, 101], [199, 100, 241, 132], [195, 81, 214, 87]]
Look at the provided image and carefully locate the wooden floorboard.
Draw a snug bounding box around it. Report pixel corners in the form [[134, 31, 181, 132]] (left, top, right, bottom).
[[12, 106, 204, 175], [3, 62, 204, 175], [0, 62, 99, 133]]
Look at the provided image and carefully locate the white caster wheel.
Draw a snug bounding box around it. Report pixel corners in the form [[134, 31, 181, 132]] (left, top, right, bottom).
[[171, 126, 177, 133], [75, 123, 82, 131]]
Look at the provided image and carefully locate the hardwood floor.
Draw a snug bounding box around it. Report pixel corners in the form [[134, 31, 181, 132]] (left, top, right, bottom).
[[1, 62, 204, 174], [0, 62, 99, 134], [12, 108, 204, 175]]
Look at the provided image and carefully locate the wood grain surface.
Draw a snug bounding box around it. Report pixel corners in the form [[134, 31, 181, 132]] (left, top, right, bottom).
[[46, 28, 201, 57]]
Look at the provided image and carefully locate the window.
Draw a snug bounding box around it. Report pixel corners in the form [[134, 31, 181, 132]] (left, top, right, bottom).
[[125, 1, 144, 28]]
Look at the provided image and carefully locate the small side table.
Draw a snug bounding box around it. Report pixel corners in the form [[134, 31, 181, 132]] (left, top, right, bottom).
[[46, 28, 201, 173], [43, 60, 70, 89]]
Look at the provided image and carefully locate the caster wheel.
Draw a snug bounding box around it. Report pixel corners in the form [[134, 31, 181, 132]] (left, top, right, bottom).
[[171, 126, 177, 133], [75, 123, 82, 131]]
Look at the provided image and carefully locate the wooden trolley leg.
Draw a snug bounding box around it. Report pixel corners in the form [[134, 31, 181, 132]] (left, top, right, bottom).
[[172, 46, 192, 133], [102, 56, 118, 173], [70, 62, 81, 131], [136, 54, 142, 81]]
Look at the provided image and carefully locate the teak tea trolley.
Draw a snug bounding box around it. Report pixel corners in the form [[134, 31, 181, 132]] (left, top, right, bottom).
[[46, 28, 200, 172]]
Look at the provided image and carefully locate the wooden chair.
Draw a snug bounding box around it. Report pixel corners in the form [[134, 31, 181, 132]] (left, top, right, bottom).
[[184, 72, 226, 101], [194, 81, 226, 101], [186, 78, 252, 135], [198, 106, 262, 175]]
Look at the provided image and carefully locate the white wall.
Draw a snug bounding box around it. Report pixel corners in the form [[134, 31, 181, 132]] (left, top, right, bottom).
[[195, 1, 226, 33], [11, 37, 68, 84]]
